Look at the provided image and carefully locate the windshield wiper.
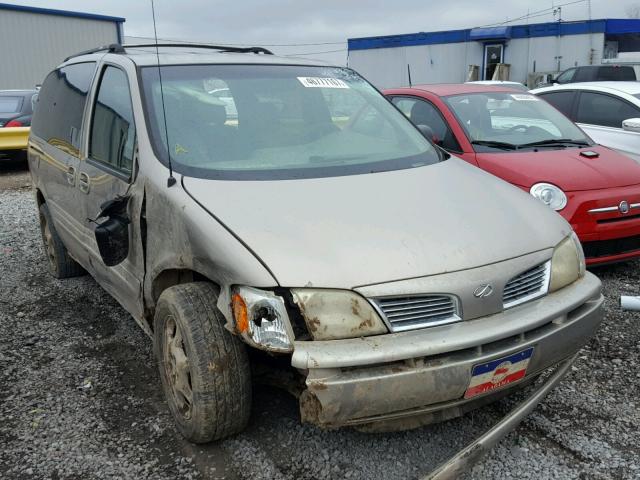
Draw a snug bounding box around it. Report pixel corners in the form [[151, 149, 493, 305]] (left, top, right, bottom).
[[471, 140, 518, 150], [517, 139, 590, 149]]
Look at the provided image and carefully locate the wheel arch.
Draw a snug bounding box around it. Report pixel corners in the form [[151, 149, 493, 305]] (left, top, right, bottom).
[[35, 188, 45, 207]]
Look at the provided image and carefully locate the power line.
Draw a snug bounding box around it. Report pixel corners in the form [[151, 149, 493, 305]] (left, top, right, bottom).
[[476, 0, 587, 28], [283, 48, 347, 56]]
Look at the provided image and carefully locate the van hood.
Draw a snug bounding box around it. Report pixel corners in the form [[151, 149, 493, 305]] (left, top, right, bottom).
[[182, 158, 570, 288], [475, 145, 640, 191]]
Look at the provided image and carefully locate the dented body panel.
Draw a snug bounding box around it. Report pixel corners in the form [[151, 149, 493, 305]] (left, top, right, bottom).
[[296, 273, 602, 426]]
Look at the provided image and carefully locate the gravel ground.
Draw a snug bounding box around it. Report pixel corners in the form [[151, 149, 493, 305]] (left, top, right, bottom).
[[1, 169, 639, 480]]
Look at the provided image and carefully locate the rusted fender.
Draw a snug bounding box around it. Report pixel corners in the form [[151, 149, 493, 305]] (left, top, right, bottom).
[[422, 353, 578, 480], [0, 127, 30, 151]]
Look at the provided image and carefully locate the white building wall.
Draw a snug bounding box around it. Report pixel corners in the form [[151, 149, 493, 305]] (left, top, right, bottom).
[[0, 9, 120, 89], [506, 32, 605, 81], [349, 32, 605, 88], [349, 42, 483, 88]]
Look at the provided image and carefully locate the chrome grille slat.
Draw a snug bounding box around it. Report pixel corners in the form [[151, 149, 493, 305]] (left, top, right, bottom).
[[505, 265, 546, 284], [504, 278, 544, 297], [386, 306, 455, 318], [377, 298, 449, 308], [385, 310, 455, 322], [382, 300, 454, 313], [373, 295, 460, 332], [503, 261, 551, 308], [504, 276, 546, 294]]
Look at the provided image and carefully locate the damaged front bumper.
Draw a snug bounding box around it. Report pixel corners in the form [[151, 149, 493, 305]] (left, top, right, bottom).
[[293, 272, 603, 428], [424, 352, 578, 480]]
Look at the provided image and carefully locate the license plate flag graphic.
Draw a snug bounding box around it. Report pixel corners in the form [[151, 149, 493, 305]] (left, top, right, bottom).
[[464, 347, 534, 399]]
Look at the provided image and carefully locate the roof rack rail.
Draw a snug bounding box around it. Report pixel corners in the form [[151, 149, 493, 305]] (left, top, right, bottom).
[[64, 43, 124, 62], [64, 42, 273, 63], [121, 43, 273, 55]]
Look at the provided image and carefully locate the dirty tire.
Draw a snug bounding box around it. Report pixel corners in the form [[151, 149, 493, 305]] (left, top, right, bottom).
[[38, 203, 85, 279], [154, 282, 252, 443]]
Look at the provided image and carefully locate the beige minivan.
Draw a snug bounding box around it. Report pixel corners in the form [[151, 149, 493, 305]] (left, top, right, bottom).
[[28, 43, 603, 474]]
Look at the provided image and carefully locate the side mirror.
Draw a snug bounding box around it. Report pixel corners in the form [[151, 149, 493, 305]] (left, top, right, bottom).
[[417, 124, 442, 146], [622, 118, 640, 133], [95, 216, 130, 267], [92, 196, 130, 267]]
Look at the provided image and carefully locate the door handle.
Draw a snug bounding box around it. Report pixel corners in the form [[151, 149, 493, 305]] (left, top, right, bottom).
[[78, 172, 90, 194], [66, 166, 76, 186]]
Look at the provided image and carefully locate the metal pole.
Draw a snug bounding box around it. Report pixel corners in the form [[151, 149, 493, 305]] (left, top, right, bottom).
[[621, 296, 640, 311]]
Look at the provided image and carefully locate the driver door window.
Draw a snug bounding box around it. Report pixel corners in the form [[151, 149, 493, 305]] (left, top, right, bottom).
[[575, 92, 640, 128], [391, 96, 461, 152], [89, 66, 136, 176]]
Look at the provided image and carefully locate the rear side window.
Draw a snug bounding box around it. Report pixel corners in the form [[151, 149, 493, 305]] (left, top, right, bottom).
[[576, 92, 640, 128], [89, 66, 136, 175], [31, 62, 96, 154], [538, 91, 576, 118], [598, 66, 636, 81], [0, 96, 22, 113]]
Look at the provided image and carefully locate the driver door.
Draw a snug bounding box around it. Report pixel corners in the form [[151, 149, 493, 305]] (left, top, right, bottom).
[[77, 64, 145, 319]]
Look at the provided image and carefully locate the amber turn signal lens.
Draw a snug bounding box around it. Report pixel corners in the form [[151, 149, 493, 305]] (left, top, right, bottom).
[[232, 293, 249, 333]]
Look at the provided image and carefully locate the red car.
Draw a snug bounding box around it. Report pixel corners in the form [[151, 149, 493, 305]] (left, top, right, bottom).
[[384, 84, 640, 265]]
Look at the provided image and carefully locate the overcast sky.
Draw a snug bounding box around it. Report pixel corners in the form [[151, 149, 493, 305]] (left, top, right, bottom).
[[9, 0, 640, 64]]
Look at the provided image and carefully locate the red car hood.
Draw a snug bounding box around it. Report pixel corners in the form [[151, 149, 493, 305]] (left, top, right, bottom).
[[475, 146, 640, 191]]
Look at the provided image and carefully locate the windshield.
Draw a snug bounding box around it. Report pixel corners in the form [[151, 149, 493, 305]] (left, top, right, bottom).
[[0, 96, 22, 114], [444, 92, 591, 151], [140, 64, 439, 180]]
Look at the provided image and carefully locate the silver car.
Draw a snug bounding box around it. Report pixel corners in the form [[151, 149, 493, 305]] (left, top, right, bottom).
[[533, 82, 640, 162], [28, 44, 603, 471]]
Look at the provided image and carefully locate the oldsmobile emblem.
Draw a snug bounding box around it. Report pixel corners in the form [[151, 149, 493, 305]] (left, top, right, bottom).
[[473, 284, 494, 298], [619, 201, 630, 214]]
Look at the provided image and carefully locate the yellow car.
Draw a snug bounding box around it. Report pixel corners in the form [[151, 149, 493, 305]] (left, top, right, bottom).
[[0, 89, 37, 159]]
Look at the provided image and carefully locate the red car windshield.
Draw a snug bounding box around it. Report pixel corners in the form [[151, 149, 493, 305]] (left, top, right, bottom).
[[444, 92, 591, 151]]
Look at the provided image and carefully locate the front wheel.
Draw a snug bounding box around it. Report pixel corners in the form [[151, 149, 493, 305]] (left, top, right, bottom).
[[154, 282, 252, 443]]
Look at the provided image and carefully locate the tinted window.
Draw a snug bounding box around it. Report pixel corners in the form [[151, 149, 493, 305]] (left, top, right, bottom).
[[537, 91, 576, 118], [89, 66, 136, 174], [0, 96, 22, 113], [576, 92, 640, 128], [598, 66, 636, 81], [391, 96, 462, 152], [556, 68, 576, 84], [573, 67, 594, 82], [31, 62, 96, 154]]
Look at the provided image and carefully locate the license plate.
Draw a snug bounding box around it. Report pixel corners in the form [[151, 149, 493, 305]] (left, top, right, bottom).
[[464, 347, 534, 399]]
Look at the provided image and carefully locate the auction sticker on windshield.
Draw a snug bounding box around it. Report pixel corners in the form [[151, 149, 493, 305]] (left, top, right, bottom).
[[464, 347, 534, 399], [511, 94, 539, 101], [298, 77, 349, 89]]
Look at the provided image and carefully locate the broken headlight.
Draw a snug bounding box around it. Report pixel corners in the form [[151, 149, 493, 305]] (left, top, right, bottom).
[[290, 289, 388, 340], [231, 287, 294, 353], [549, 232, 586, 292]]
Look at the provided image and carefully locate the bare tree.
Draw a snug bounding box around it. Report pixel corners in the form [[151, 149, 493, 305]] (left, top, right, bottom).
[[626, 4, 640, 18]]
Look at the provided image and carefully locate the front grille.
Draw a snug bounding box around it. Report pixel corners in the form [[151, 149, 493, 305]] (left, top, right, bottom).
[[373, 295, 460, 332], [582, 234, 640, 258], [596, 213, 640, 224], [503, 261, 551, 309]]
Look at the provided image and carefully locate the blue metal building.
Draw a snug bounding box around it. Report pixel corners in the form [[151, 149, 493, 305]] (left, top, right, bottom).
[[348, 19, 640, 88]]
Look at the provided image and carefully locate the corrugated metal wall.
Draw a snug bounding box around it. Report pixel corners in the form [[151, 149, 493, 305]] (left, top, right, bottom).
[[0, 9, 119, 89], [349, 33, 605, 88]]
